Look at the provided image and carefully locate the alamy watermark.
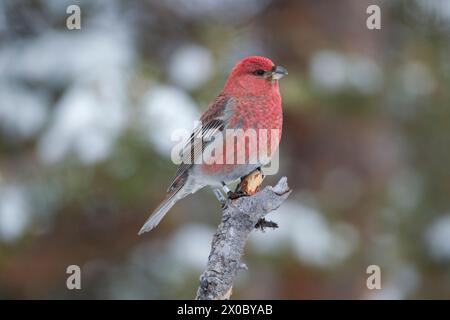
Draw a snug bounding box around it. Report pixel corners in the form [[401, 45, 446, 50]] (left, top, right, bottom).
[[366, 5, 381, 30], [366, 264, 381, 290], [66, 264, 81, 290], [66, 5, 81, 30]]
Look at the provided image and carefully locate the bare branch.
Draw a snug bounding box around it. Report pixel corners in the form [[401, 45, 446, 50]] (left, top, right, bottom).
[[196, 176, 291, 300]]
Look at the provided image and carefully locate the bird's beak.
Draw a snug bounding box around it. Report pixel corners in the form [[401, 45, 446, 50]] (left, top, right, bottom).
[[270, 65, 288, 80]]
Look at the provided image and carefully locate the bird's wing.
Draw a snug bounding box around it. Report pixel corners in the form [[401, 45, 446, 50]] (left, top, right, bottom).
[[167, 96, 235, 193]]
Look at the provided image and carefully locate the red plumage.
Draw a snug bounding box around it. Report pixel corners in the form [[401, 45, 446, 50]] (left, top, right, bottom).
[[139, 56, 287, 234]]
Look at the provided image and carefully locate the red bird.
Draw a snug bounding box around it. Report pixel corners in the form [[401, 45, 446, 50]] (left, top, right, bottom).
[[139, 56, 287, 234]]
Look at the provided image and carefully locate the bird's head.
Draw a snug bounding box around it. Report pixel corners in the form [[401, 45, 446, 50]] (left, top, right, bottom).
[[224, 56, 288, 96]]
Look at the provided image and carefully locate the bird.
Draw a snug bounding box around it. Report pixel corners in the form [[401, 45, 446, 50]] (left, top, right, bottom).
[[139, 56, 288, 235]]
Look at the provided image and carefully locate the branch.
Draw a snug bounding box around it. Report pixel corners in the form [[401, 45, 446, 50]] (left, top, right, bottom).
[[196, 175, 291, 300]]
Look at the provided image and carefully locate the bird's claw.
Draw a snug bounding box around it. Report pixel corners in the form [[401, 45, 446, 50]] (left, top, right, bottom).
[[255, 218, 278, 231], [227, 190, 248, 200]]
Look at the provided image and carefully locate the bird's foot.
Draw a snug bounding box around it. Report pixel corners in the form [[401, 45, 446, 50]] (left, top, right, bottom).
[[227, 190, 248, 200], [255, 218, 278, 232], [212, 187, 228, 208]]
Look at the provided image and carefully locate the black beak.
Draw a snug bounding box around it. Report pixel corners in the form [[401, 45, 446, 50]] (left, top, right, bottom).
[[272, 65, 288, 80]]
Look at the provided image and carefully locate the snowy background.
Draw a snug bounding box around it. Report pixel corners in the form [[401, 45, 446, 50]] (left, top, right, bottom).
[[0, 0, 450, 299]]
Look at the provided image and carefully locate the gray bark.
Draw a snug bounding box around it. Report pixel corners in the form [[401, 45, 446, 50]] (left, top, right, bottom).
[[196, 177, 291, 300]]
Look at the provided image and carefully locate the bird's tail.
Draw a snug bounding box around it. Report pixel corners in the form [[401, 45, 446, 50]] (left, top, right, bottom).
[[138, 191, 180, 235], [138, 175, 202, 235]]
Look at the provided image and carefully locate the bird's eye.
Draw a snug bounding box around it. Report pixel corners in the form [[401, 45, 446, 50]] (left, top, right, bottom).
[[254, 69, 265, 76]]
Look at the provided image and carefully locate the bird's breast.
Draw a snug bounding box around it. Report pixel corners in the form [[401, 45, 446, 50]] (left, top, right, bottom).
[[199, 94, 283, 177]]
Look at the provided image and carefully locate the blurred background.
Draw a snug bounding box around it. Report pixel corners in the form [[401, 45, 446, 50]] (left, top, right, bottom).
[[0, 0, 449, 299]]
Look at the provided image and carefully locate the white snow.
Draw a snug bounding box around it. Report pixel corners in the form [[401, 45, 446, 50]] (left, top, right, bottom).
[[140, 85, 200, 157], [38, 71, 129, 165], [0, 83, 49, 139], [168, 45, 213, 91], [309, 50, 382, 94], [0, 185, 30, 242], [425, 214, 450, 262]]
